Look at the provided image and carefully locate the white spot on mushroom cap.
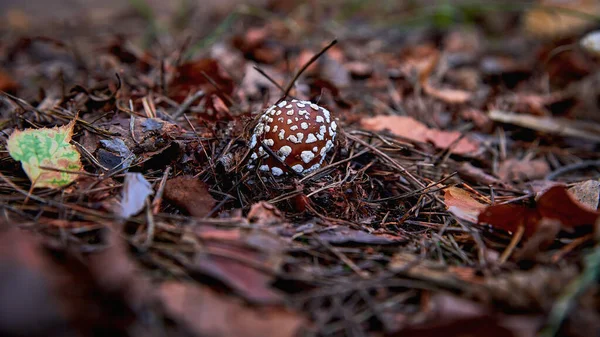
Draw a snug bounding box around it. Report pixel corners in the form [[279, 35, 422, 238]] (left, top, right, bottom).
[[331, 121, 337, 131], [287, 119, 292, 124], [278, 129, 285, 140], [322, 108, 331, 123], [254, 123, 264, 135], [264, 125, 270, 132], [286, 104, 292, 108], [259, 165, 270, 171], [287, 135, 300, 143], [297, 103, 305, 108], [263, 138, 274, 146], [290, 125, 298, 131], [296, 133, 304, 142], [319, 125, 326, 135], [286, 110, 294, 115], [271, 167, 283, 176], [316, 116, 324, 123], [306, 133, 317, 143], [301, 151, 315, 164], [251, 152, 258, 159], [277, 101, 287, 107], [310, 103, 319, 110], [249, 134, 257, 149], [279, 145, 292, 157], [325, 140, 333, 151], [301, 122, 309, 129], [313, 146, 318, 152], [292, 164, 304, 173], [272, 125, 278, 132], [276, 110, 282, 115], [307, 163, 321, 172]]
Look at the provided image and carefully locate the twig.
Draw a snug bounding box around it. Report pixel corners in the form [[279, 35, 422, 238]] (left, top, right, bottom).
[[277, 39, 338, 103]]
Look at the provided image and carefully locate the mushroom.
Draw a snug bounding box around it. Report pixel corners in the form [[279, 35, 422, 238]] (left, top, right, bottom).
[[248, 99, 337, 176]]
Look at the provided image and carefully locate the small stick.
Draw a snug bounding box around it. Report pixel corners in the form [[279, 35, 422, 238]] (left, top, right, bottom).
[[499, 225, 524, 264], [252, 65, 287, 94], [277, 39, 338, 103]]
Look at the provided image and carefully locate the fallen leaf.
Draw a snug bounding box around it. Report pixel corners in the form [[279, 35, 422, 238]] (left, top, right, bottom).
[[7, 119, 82, 188], [164, 176, 216, 217], [386, 293, 541, 337], [361, 115, 480, 155], [117, 173, 153, 218], [168, 58, 234, 103], [478, 185, 600, 237], [423, 82, 472, 104], [247, 201, 284, 226], [0, 69, 18, 93], [190, 227, 286, 304], [498, 158, 550, 182], [160, 282, 305, 337], [444, 187, 488, 223], [345, 61, 373, 79], [524, 0, 600, 39], [568, 180, 600, 211]]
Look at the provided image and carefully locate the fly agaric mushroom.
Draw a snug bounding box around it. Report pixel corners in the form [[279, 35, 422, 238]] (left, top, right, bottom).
[[248, 99, 337, 176]]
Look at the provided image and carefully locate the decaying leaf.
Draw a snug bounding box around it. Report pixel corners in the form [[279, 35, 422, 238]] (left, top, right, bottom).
[[247, 201, 284, 226], [7, 119, 82, 188], [160, 282, 305, 337], [361, 115, 480, 155], [523, 0, 600, 38], [444, 187, 488, 223], [164, 176, 216, 217], [189, 227, 286, 304], [117, 173, 153, 218], [423, 82, 472, 104], [478, 185, 600, 237]]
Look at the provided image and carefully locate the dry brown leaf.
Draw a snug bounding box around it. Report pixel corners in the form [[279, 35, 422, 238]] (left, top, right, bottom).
[[362, 115, 480, 155], [444, 187, 488, 223], [160, 282, 305, 337], [0, 69, 18, 93], [190, 227, 286, 304], [478, 185, 600, 237], [247, 201, 284, 226], [164, 176, 216, 217], [423, 82, 472, 104], [523, 0, 600, 38]]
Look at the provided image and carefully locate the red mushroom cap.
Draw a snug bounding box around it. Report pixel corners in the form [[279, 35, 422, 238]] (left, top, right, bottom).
[[248, 100, 337, 176]]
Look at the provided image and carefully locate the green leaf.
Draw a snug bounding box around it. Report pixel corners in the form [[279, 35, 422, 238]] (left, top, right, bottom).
[[7, 120, 82, 188]]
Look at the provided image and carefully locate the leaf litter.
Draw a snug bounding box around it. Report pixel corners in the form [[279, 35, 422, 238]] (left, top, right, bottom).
[[1, 1, 600, 336]]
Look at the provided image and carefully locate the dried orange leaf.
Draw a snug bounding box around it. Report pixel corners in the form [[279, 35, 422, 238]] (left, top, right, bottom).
[[444, 187, 488, 223], [361, 115, 480, 155]]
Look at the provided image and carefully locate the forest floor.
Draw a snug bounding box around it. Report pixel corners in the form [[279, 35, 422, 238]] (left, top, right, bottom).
[[1, 1, 600, 337]]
